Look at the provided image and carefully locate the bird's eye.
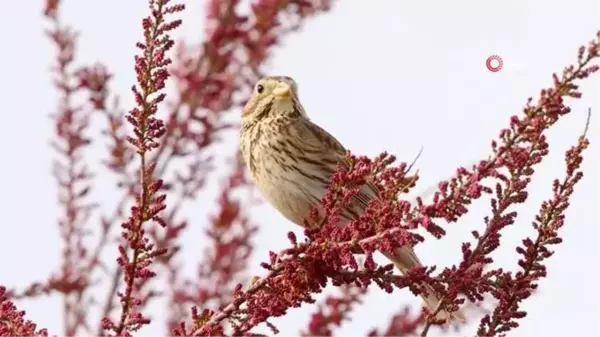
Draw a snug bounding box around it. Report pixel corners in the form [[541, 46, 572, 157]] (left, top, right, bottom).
[[256, 84, 264, 94]]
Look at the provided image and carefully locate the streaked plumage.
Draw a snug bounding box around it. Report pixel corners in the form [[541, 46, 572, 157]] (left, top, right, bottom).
[[239, 76, 462, 323]]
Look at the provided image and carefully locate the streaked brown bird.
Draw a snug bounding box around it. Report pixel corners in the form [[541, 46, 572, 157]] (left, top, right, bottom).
[[239, 76, 462, 322]]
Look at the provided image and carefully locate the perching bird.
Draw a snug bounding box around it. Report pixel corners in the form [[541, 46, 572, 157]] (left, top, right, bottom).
[[239, 76, 462, 323]]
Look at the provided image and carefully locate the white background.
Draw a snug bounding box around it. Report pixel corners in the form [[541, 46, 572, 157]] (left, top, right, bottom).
[[1, 0, 599, 336]]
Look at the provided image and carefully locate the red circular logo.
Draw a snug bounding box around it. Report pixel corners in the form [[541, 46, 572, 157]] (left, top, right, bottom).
[[486, 55, 503, 72]]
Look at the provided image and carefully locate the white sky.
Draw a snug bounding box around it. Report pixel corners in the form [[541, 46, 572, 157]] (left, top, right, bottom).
[[1, 0, 599, 336]]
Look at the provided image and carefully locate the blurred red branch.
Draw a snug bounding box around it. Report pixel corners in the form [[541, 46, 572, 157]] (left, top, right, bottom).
[[368, 306, 426, 337], [368, 301, 486, 336], [39, 5, 113, 335], [167, 157, 258, 332], [301, 285, 366, 336]]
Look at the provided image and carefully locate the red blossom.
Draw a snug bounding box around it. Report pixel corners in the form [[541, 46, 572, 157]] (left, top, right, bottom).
[[0, 287, 48, 337], [477, 114, 591, 336]]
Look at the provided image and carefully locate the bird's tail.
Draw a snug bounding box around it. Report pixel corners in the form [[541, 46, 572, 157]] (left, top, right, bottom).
[[383, 247, 465, 324]]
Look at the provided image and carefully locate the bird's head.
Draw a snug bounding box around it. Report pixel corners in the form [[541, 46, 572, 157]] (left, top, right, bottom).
[[242, 76, 306, 122]]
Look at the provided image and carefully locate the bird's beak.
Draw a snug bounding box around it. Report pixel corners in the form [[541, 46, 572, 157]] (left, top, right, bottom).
[[272, 82, 291, 98]]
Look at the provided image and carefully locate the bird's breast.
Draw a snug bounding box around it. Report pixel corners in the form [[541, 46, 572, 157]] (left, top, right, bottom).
[[240, 123, 328, 226]]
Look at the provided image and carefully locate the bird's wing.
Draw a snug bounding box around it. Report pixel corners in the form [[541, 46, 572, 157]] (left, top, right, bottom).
[[292, 118, 380, 216]]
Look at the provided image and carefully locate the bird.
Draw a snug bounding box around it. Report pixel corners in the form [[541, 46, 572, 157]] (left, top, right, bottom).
[[239, 75, 463, 323]]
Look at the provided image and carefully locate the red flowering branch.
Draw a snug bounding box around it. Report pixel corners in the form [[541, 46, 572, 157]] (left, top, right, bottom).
[[418, 34, 600, 336], [477, 112, 591, 336], [100, 1, 185, 336], [189, 32, 599, 336], [0, 287, 48, 337]]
